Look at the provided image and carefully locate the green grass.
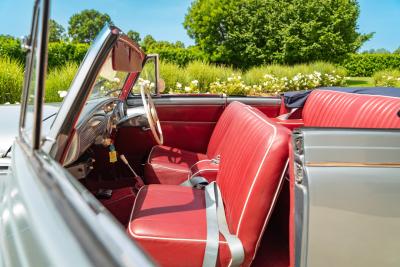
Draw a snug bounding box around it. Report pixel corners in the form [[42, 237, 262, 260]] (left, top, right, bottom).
[[346, 77, 374, 87], [45, 62, 79, 102], [0, 57, 23, 104]]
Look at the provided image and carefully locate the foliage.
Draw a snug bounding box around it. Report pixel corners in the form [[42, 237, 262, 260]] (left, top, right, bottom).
[[127, 30, 141, 43], [45, 62, 79, 102], [141, 35, 205, 66], [49, 19, 66, 42], [394, 47, 400, 54], [373, 69, 400, 87], [162, 61, 346, 95], [243, 61, 347, 85], [184, 0, 371, 68], [341, 54, 400, 77], [47, 41, 89, 69], [68, 9, 113, 43], [0, 35, 25, 63], [361, 48, 391, 54], [0, 57, 24, 104]]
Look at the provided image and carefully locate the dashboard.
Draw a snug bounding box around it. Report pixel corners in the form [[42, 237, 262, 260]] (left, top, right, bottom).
[[63, 98, 147, 170], [63, 99, 126, 167]]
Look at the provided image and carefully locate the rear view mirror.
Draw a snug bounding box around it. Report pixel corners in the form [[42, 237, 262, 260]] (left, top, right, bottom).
[[112, 39, 143, 73]]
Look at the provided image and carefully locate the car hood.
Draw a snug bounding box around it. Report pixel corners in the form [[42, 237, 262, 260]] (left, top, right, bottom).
[[0, 103, 61, 156]]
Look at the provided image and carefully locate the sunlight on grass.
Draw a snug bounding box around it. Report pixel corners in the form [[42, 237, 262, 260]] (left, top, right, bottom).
[[346, 77, 374, 87]]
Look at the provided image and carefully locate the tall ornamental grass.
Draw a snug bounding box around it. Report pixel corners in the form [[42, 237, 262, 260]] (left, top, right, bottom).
[[0, 57, 23, 104], [161, 61, 347, 95], [373, 69, 400, 87], [45, 62, 78, 102]]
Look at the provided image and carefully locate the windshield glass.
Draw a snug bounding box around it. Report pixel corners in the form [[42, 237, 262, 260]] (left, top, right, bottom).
[[89, 51, 128, 100]]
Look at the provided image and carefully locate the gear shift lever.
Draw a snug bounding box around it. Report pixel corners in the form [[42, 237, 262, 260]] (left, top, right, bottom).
[[120, 154, 144, 189]]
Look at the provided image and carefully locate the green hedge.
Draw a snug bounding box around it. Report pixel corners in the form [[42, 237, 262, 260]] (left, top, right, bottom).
[[48, 42, 89, 69], [0, 36, 89, 70], [0, 36, 26, 63], [342, 54, 400, 77]]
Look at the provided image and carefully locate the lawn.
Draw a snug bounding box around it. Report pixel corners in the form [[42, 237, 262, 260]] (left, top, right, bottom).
[[346, 77, 374, 87]]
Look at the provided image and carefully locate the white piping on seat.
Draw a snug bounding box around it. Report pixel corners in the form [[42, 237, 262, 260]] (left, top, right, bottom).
[[150, 163, 190, 173], [236, 107, 278, 236], [147, 145, 157, 164], [127, 186, 228, 244], [189, 159, 214, 172], [252, 159, 289, 260]]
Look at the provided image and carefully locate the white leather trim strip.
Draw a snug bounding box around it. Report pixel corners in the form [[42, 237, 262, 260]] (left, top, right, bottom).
[[150, 163, 190, 173], [189, 159, 214, 172], [253, 159, 289, 258], [236, 107, 278, 235], [127, 186, 228, 244], [147, 145, 157, 164]]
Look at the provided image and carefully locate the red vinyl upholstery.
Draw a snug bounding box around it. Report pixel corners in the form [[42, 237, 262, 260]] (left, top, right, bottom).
[[144, 145, 209, 184], [128, 104, 291, 266], [144, 101, 247, 185], [303, 90, 400, 128]]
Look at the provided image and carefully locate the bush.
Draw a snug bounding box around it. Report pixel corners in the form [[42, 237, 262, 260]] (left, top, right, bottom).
[[165, 61, 346, 95], [0, 57, 24, 104], [47, 42, 89, 69], [342, 54, 400, 77], [0, 36, 26, 63], [373, 69, 400, 87], [147, 45, 205, 67], [45, 62, 79, 102]]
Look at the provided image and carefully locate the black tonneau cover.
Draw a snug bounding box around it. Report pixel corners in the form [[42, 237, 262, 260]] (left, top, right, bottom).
[[282, 87, 400, 108]]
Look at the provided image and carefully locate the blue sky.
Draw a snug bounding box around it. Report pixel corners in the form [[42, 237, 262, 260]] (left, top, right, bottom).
[[0, 0, 399, 52]]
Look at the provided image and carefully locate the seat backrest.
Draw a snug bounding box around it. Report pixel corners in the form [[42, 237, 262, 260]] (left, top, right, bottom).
[[303, 90, 400, 128], [206, 101, 247, 158], [214, 103, 290, 265]]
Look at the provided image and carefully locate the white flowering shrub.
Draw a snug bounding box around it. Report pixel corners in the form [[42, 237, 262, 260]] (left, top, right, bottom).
[[373, 70, 400, 87], [168, 70, 346, 96]]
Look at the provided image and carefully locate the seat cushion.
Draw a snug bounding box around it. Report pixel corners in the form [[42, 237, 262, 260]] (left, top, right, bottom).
[[303, 90, 400, 128], [144, 145, 208, 184], [128, 185, 231, 267]]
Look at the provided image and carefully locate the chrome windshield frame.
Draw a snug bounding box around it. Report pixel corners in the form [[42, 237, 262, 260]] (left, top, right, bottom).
[[43, 25, 120, 160]]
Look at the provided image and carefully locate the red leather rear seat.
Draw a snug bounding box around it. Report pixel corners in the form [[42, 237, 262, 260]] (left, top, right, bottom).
[[145, 101, 247, 184], [303, 90, 400, 128], [128, 104, 290, 266]]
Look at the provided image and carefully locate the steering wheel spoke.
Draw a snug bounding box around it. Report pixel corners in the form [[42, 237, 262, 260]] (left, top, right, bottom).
[[141, 84, 163, 145]]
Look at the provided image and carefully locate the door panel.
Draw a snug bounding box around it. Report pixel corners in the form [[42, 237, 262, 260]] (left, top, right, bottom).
[[290, 128, 400, 267]]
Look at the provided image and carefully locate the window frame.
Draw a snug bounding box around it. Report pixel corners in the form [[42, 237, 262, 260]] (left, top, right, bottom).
[[19, 0, 50, 150]]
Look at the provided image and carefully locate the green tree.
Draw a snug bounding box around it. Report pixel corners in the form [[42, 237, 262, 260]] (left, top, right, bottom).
[[393, 47, 400, 54], [184, 0, 372, 68], [141, 34, 156, 50], [127, 30, 141, 43], [68, 9, 113, 43], [49, 19, 66, 42]]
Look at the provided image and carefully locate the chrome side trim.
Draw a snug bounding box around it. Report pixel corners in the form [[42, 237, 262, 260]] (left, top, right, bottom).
[[306, 162, 400, 168]]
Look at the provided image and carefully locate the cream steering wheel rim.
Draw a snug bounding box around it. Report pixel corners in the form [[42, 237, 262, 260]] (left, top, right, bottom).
[[140, 84, 163, 145]]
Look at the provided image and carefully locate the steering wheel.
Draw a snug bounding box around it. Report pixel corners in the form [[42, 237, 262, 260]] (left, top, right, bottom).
[[140, 84, 163, 145]]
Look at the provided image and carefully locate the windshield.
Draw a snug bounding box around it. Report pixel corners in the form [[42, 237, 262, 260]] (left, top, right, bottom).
[[89, 51, 128, 100]]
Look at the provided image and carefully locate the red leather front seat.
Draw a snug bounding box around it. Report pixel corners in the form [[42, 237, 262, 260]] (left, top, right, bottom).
[[144, 101, 246, 185], [128, 104, 290, 266]]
